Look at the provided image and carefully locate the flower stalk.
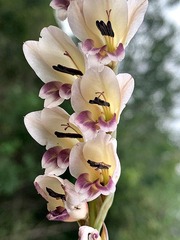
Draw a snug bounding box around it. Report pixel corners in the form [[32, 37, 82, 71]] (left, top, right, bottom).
[[23, 0, 148, 239]]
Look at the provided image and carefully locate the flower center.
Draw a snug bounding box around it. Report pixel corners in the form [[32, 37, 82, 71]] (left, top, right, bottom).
[[52, 64, 83, 76], [46, 187, 66, 201], [52, 51, 83, 76], [54, 123, 83, 139], [96, 9, 115, 53], [89, 91, 113, 121], [87, 159, 111, 185]]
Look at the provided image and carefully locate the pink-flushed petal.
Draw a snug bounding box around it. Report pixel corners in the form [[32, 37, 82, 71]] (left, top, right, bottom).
[[39, 81, 64, 108], [75, 173, 101, 201], [41, 147, 70, 175], [50, 0, 70, 21], [98, 113, 117, 133], [57, 148, 70, 168], [23, 26, 85, 84], [94, 176, 116, 196], [50, 0, 70, 9], [39, 81, 62, 98], [69, 111, 99, 141], [78, 226, 101, 240], [106, 43, 125, 62], [47, 204, 88, 222], [39, 82, 71, 108], [80, 39, 101, 55], [59, 83, 71, 99], [47, 207, 73, 222], [42, 146, 62, 167], [122, 0, 148, 46], [75, 173, 116, 201], [116, 73, 135, 118], [43, 94, 64, 108]]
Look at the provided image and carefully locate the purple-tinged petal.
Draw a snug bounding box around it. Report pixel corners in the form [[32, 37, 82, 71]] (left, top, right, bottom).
[[39, 81, 62, 98], [75, 173, 95, 194], [107, 43, 125, 62], [98, 114, 117, 133], [41, 146, 70, 175], [42, 146, 62, 167], [78, 226, 101, 240], [39, 81, 72, 108], [75, 173, 101, 202], [59, 83, 71, 99], [81, 39, 101, 55], [57, 148, 70, 168], [75, 174, 116, 201], [70, 111, 99, 141], [47, 207, 75, 222], [50, 0, 70, 21], [95, 176, 116, 196], [50, 0, 70, 9]]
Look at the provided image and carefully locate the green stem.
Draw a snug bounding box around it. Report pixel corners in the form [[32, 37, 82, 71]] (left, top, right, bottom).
[[88, 196, 103, 227], [94, 193, 114, 232]]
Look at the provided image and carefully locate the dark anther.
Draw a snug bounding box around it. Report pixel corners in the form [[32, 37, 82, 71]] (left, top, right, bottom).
[[52, 64, 83, 76], [87, 159, 111, 170], [96, 20, 114, 37], [89, 97, 110, 107], [46, 187, 66, 201], [107, 21, 114, 37], [55, 131, 83, 138]]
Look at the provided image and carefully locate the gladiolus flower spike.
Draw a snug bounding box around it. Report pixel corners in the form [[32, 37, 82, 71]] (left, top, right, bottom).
[[23, 0, 148, 239]]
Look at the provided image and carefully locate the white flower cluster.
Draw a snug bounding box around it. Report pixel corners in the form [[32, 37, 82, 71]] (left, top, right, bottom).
[[23, 0, 148, 239]]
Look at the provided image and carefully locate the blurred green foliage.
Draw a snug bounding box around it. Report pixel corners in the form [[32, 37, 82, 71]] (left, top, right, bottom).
[[0, 0, 179, 239]]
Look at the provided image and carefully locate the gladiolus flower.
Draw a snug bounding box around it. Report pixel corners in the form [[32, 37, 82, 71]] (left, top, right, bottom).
[[50, 0, 71, 21], [41, 146, 70, 175], [69, 132, 120, 201], [67, 0, 148, 65], [34, 174, 88, 222], [70, 67, 134, 140], [78, 226, 101, 240], [23, 26, 85, 106], [78, 224, 109, 240], [24, 107, 82, 150]]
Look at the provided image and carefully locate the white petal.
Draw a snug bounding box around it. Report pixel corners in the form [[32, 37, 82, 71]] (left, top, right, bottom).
[[122, 0, 148, 46], [24, 111, 48, 146], [71, 67, 121, 121], [24, 107, 79, 149], [68, 1, 99, 43], [116, 73, 134, 115], [83, 0, 128, 46], [23, 26, 85, 84]]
